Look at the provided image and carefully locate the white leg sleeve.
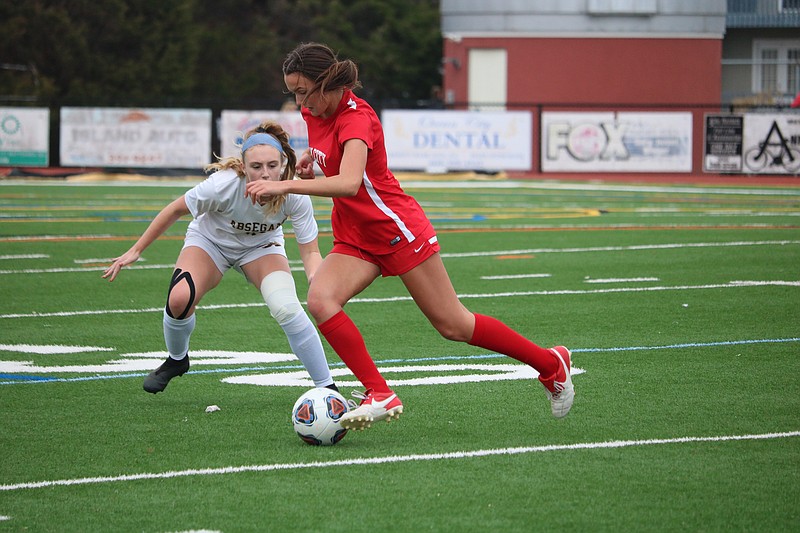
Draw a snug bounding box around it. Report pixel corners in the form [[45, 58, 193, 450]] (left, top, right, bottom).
[[163, 309, 195, 360], [260, 271, 334, 387], [260, 271, 303, 326]]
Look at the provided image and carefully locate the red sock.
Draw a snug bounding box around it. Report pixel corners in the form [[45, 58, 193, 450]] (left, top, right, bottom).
[[468, 313, 558, 378], [318, 310, 391, 393]]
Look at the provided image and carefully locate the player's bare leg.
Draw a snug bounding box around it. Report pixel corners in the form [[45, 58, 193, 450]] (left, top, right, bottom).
[[402, 253, 574, 418]]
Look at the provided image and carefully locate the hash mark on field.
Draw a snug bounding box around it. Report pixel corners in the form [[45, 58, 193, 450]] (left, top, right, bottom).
[[481, 274, 551, 280], [0, 344, 114, 354], [0, 254, 48, 260], [584, 277, 660, 283], [1, 431, 797, 492]]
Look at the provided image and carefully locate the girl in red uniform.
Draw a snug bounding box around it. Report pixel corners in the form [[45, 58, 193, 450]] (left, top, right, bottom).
[[246, 42, 574, 430]]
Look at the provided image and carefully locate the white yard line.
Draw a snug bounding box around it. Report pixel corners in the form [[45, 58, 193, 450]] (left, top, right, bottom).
[[441, 240, 800, 258], [1, 240, 798, 275], [1, 280, 798, 320], [1, 430, 797, 492]]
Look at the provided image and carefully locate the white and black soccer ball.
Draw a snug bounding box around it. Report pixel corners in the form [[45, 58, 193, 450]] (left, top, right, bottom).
[[291, 387, 349, 446]]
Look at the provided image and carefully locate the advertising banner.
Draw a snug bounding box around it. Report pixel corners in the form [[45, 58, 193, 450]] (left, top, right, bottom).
[[741, 114, 800, 175], [704, 114, 743, 172], [60, 107, 211, 168], [703, 113, 800, 174], [218, 110, 308, 159], [0, 107, 50, 166], [381, 110, 533, 172], [541, 112, 692, 172]]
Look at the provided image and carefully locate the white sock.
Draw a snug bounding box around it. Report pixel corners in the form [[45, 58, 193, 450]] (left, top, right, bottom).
[[281, 312, 334, 388], [163, 310, 195, 360]]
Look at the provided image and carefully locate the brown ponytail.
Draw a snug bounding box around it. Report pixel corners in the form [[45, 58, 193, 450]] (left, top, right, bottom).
[[283, 42, 362, 99]]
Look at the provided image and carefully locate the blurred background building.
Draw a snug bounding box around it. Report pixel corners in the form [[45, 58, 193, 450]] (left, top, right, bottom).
[[440, 0, 799, 109]]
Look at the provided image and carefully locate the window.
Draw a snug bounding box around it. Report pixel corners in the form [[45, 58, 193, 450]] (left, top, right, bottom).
[[728, 0, 756, 13], [760, 49, 778, 93], [753, 40, 800, 97], [588, 0, 657, 15], [789, 49, 800, 95], [781, 0, 800, 11]]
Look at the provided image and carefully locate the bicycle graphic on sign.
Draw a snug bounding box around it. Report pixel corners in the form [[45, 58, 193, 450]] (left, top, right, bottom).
[[744, 121, 800, 174]]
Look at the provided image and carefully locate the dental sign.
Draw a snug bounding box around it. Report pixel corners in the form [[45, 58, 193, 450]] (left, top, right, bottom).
[[542, 112, 692, 172], [382, 110, 532, 172]]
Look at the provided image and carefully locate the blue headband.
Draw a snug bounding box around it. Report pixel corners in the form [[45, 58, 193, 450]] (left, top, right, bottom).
[[241, 133, 284, 155]]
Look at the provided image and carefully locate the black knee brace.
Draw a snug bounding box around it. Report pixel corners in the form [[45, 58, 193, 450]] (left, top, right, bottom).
[[165, 268, 196, 320]]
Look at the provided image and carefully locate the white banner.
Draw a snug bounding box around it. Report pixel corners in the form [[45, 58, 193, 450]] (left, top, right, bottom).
[[382, 110, 533, 172], [741, 114, 800, 175], [0, 107, 49, 166], [59, 107, 211, 168], [218, 110, 308, 159], [542, 112, 692, 172]]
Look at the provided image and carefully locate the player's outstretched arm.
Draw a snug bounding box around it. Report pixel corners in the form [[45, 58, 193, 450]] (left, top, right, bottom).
[[245, 139, 367, 201], [102, 196, 190, 282]]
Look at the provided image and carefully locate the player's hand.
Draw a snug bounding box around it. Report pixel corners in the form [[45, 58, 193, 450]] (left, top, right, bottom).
[[102, 250, 141, 282], [245, 179, 283, 204], [296, 151, 315, 179]]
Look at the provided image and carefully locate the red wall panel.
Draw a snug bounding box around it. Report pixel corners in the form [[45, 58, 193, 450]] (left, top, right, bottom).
[[442, 36, 722, 174]]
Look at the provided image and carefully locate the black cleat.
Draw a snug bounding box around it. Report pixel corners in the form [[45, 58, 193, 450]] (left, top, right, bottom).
[[143, 355, 190, 394]]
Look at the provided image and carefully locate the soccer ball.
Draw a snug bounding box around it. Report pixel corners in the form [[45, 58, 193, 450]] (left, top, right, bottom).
[[291, 387, 349, 446]]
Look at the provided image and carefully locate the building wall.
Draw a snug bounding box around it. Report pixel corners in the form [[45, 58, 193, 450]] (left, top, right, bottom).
[[443, 37, 722, 106], [439, 1, 727, 174]]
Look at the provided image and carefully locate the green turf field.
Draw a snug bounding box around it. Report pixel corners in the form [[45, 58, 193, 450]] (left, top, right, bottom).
[[1, 177, 798, 532]]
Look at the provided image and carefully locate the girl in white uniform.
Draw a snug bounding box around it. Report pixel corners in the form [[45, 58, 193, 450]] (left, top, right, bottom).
[[103, 121, 336, 394]]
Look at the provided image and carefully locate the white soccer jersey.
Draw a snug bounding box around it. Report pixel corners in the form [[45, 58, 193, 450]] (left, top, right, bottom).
[[184, 169, 318, 250]]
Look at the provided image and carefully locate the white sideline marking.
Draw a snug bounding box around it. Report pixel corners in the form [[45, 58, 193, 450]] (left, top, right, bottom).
[[1, 431, 797, 492], [2, 280, 798, 320]]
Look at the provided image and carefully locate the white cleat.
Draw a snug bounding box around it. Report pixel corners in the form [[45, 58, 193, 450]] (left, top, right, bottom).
[[543, 346, 575, 419], [340, 390, 404, 431]]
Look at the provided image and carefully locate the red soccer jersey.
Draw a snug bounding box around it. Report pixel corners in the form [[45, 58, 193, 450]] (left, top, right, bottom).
[[303, 90, 433, 254]]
